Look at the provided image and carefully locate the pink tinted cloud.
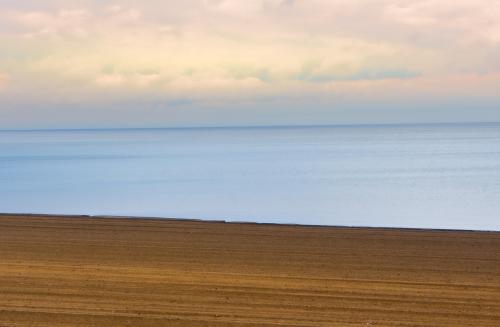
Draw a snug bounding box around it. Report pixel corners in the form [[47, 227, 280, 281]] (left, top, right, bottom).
[[2, 9, 92, 38], [0, 73, 9, 89], [383, 0, 500, 44]]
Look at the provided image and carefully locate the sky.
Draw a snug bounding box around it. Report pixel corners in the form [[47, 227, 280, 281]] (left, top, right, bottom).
[[1, 0, 499, 129]]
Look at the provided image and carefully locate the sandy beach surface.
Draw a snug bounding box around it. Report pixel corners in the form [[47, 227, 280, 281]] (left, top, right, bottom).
[[0, 214, 499, 326]]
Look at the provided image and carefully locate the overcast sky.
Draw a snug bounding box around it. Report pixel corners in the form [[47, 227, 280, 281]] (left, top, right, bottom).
[[1, 0, 499, 128]]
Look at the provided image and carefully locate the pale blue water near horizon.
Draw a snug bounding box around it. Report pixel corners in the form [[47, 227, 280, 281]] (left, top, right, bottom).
[[1, 123, 500, 230]]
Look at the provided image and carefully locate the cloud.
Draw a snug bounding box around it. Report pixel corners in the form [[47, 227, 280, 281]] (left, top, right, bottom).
[[95, 71, 160, 88], [2, 2, 425, 98], [105, 5, 143, 23], [5, 9, 92, 38], [0, 1, 499, 127], [0, 73, 9, 90], [383, 0, 500, 44]]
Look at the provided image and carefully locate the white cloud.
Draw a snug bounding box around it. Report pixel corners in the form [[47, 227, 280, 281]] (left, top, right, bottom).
[[95, 72, 160, 88]]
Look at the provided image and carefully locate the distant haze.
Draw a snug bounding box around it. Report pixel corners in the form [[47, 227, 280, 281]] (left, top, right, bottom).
[[1, 1, 499, 129]]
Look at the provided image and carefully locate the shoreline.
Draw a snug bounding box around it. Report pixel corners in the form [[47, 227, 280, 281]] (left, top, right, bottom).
[[1, 212, 499, 234]]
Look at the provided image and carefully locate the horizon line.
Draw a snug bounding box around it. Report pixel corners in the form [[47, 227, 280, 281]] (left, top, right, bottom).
[[1, 120, 499, 132], [1, 212, 499, 233]]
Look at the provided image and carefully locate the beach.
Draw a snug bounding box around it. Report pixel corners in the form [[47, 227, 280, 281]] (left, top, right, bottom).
[[0, 214, 499, 326]]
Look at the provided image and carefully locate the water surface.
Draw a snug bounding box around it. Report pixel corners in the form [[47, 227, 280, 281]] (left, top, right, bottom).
[[1, 123, 499, 230]]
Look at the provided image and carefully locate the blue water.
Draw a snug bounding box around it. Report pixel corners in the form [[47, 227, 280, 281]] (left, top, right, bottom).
[[1, 123, 500, 230]]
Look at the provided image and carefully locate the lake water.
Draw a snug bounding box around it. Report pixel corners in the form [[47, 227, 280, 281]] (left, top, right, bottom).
[[1, 123, 499, 230]]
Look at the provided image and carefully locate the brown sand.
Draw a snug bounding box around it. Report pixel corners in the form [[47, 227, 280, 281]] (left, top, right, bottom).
[[0, 214, 499, 326]]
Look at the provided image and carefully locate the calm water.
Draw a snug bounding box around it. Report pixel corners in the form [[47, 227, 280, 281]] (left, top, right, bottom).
[[1, 123, 499, 230]]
